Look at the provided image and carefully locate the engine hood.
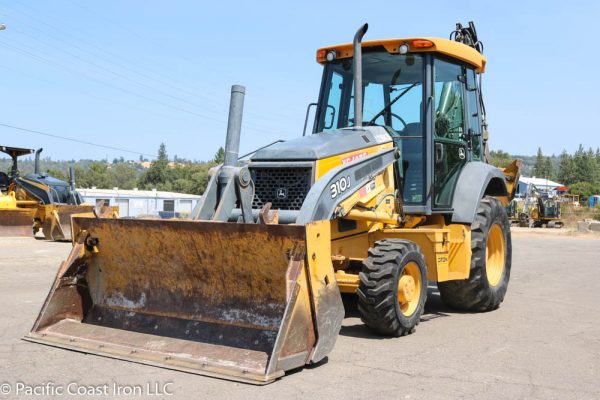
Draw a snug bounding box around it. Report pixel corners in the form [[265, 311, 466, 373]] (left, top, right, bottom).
[[23, 173, 69, 188], [251, 126, 392, 161]]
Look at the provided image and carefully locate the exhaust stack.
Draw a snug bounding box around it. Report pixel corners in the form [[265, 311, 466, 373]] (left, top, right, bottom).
[[352, 23, 368, 128], [34, 148, 43, 174], [69, 166, 76, 192]]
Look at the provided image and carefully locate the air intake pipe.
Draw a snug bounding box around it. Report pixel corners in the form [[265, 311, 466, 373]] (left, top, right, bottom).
[[352, 23, 368, 128]]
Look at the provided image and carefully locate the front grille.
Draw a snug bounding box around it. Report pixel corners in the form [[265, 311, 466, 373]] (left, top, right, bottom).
[[251, 166, 312, 211]]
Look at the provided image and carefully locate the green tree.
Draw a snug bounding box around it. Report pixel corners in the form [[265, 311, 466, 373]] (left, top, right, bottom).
[[138, 143, 170, 189], [569, 181, 600, 203], [109, 163, 138, 189], [213, 147, 225, 164], [557, 150, 577, 185], [532, 147, 545, 177], [572, 144, 597, 183], [488, 150, 512, 168], [543, 156, 555, 180], [77, 162, 112, 188]]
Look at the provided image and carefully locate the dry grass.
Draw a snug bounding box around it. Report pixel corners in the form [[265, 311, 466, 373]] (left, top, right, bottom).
[[561, 206, 600, 229]]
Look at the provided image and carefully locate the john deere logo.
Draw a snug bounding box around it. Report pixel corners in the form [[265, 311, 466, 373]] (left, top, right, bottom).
[[276, 187, 288, 199]]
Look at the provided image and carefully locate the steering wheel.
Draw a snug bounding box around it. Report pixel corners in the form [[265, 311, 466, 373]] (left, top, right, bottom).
[[391, 113, 407, 129], [368, 113, 407, 130]]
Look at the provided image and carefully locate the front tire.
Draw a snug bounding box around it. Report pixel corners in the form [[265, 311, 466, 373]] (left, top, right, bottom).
[[438, 196, 512, 311], [357, 239, 427, 337]]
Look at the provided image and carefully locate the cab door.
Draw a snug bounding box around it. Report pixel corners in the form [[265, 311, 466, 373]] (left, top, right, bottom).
[[432, 59, 468, 209]]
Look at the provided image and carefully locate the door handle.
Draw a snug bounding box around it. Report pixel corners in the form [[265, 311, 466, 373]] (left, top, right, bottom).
[[435, 143, 444, 164]]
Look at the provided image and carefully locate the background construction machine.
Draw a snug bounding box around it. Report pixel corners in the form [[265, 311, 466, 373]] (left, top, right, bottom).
[[509, 182, 562, 228], [0, 146, 109, 240], [27, 22, 520, 383], [0, 146, 38, 236]]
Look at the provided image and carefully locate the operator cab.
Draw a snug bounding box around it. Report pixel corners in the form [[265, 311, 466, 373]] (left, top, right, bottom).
[[314, 36, 487, 213], [0, 146, 35, 193]]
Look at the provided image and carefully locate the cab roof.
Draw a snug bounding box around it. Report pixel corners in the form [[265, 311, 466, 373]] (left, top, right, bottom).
[[0, 146, 35, 158], [317, 37, 486, 73]]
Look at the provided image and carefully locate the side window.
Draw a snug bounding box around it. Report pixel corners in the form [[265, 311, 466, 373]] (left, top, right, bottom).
[[433, 59, 468, 208], [466, 69, 482, 160], [322, 71, 343, 131], [434, 61, 465, 139]]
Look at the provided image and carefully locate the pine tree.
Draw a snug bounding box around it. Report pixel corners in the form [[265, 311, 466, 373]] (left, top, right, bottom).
[[574, 146, 596, 183], [557, 150, 576, 185], [138, 143, 170, 189], [532, 147, 545, 177], [543, 157, 555, 180], [213, 147, 225, 164]]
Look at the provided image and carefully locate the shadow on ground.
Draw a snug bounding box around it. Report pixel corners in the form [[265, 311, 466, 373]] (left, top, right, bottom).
[[339, 285, 471, 339]]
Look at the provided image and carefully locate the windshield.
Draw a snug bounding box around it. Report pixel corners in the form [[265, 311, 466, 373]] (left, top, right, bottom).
[[316, 50, 426, 204], [316, 50, 424, 133]]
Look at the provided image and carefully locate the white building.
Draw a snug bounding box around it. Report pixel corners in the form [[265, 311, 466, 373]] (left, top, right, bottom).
[[77, 188, 202, 218], [517, 176, 565, 197]]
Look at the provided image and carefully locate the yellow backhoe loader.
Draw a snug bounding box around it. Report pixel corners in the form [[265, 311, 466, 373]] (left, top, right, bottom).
[[1, 146, 116, 240], [26, 22, 520, 384]]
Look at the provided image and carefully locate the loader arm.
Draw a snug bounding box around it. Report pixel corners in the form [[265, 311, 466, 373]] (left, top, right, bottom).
[[296, 148, 396, 224]]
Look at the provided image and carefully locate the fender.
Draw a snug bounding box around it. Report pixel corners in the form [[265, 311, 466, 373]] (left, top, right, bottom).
[[451, 161, 508, 224]]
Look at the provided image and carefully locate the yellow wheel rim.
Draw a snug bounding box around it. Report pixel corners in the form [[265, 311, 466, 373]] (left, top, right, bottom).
[[486, 224, 505, 287], [398, 262, 421, 316]]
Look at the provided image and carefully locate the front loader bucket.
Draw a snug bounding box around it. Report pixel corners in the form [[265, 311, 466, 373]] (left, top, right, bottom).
[[25, 217, 344, 384], [39, 205, 116, 241], [0, 208, 35, 237]]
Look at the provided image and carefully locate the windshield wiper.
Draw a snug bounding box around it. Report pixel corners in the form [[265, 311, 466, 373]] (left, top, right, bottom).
[[367, 82, 420, 126]]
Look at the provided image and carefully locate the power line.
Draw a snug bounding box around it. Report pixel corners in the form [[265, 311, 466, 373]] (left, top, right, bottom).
[[0, 40, 231, 124], [0, 122, 157, 158], [3, 1, 292, 126], [0, 62, 192, 122], [0, 36, 282, 134]]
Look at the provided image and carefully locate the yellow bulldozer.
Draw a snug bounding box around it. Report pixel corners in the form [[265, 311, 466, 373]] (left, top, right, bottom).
[[0, 145, 111, 240], [26, 22, 520, 383]]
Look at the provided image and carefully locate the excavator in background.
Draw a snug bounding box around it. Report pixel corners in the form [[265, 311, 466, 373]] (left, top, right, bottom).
[[0, 146, 116, 240], [27, 22, 520, 383], [509, 182, 562, 228]]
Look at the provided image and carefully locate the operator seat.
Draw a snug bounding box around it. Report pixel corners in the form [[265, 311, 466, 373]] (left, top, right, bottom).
[[0, 172, 10, 193]]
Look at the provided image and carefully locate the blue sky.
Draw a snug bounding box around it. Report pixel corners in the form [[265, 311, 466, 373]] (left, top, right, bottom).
[[0, 0, 598, 161]]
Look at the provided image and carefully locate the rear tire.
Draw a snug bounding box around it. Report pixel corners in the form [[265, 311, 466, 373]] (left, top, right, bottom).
[[357, 239, 427, 337], [438, 196, 512, 311]]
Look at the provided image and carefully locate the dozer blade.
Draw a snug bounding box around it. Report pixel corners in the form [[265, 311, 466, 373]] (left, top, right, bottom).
[[40, 205, 115, 241], [25, 217, 344, 384], [0, 208, 35, 237]]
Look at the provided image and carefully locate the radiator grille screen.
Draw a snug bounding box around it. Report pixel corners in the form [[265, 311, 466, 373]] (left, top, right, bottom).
[[251, 167, 312, 211]]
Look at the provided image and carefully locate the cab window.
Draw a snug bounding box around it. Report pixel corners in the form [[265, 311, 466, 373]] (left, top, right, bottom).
[[466, 68, 482, 160], [433, 59, 467, 208]]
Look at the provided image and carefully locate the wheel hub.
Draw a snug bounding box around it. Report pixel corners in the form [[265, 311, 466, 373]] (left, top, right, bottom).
[[485, 223, 505, 287], [398, 275, 416, 303]]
